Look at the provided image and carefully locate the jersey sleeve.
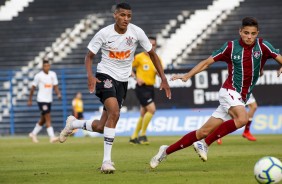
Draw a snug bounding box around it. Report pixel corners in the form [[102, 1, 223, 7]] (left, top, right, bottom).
[[52, 72, 59, 85], [87, 30, 104, 54], [211, 42, 230, 62], [262, 40, 280, 59], [137, 29, 152, 52]]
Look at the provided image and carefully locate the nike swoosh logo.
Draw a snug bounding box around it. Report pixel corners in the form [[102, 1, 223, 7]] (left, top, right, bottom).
[[108, 41, 114, 43]]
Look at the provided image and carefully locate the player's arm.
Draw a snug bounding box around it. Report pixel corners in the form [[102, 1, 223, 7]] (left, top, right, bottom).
[[54, 85, 61, 100], [28, 86, 35, 106], [85, 50, 101, 93], [274, 55, 282, 77], [171, 56, 215, 82], [147, 49, 171, 99], [72, 100, 78, 118]]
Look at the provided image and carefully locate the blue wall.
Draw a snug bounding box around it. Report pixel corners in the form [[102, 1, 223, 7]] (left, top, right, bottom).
[[76, 106, 282, 137]]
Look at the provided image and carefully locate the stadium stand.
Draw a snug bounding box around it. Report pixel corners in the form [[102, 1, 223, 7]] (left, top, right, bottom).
[[0, 0, 215, 135], [177, 0, 282, 67]]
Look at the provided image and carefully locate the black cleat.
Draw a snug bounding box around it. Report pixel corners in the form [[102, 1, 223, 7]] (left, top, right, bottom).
[[138, 135, 149, 145], [129, 138, 140, 144]]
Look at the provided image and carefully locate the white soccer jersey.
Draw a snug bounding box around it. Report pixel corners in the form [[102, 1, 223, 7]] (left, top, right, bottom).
[[87, 23, 152, 82], [32, 71, 59, 103]]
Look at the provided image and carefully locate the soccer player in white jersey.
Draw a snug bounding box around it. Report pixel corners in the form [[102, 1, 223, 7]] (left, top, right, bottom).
[[59, 3, 171, 174], [28, 59, 61, 143]]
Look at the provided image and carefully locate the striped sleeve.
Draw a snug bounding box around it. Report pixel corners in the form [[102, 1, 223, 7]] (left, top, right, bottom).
[[262, 40, 280, 59], [212, 42, 231, 62]]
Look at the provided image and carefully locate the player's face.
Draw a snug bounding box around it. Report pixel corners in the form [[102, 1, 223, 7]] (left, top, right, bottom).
[[150, 39, 157, 51], [239, 26, 259, 45], [76, 92, 82, 99], [114, 8, 132, 31], [42, 63, 50, 73]]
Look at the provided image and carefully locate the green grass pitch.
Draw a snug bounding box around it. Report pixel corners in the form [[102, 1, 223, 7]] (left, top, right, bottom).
[[0, 135, 281, 184]]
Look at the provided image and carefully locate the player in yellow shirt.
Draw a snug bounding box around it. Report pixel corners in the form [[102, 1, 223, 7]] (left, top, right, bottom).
[[130, 36, 161, 144], [72, 92, 84, 120]]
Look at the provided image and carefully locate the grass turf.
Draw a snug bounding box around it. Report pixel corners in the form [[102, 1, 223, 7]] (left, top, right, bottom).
[[0, 135, 281, 184]]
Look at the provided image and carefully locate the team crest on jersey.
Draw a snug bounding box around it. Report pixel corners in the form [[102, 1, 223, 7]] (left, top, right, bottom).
[[126, 37, 134, 46], [103, 79, 113, 88], [253, 51, 261, 59]]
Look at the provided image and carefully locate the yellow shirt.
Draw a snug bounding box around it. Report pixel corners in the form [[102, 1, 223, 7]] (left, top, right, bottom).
[[72, 98, 83, 113], [132, 52, 162, 85]]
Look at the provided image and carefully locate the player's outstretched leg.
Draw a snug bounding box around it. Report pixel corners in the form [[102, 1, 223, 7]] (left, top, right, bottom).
[[59, 115, 76, 143], [193, 140, 208, 162], [150, 145, 168, 169]]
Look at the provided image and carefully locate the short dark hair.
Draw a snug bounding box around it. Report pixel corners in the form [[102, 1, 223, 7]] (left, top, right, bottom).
[[148, 36, 156, 41], [241, 17, 259, 30], [43, 59, 49, 65], [115, 2, 131, 11]]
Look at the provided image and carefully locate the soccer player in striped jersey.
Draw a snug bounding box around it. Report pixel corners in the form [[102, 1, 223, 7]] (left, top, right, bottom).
[[150, 17, 282, 168], [58, 3, 171, 173]]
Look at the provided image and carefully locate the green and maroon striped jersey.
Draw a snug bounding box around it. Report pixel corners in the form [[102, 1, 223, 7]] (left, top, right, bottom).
[[212, 38, 279, 102]]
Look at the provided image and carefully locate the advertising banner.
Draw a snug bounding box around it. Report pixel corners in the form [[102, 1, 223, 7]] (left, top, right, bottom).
[[75, 106, 282, 137], [124, 64, 282, 109]]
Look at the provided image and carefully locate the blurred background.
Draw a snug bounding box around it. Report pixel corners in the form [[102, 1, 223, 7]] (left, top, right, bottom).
[[0, 0, 281, 136]]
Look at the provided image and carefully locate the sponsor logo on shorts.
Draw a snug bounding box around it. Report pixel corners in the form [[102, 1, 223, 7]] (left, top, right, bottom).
[[104, 79, 113, 88], [42, 105, 48, 111]]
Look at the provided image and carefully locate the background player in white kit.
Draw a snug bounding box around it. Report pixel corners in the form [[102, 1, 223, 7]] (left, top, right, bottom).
[[59, 3, 171, 174], [28, 59, 61, 143]]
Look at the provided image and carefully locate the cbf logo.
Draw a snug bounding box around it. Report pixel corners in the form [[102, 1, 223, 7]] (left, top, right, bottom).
[[126, 37, 134, 46], [253, 51, 261, 59], [103, 79, 113, 88]]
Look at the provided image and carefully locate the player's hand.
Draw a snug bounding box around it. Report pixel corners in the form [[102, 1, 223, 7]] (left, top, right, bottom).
[[160, 78, 171, 99], [136, 78, 145, 86], [277, 66, 282, 77], [170, 74, 189, 82], [88, 76, 101, 93], [57, 94, 62, 100], [27, 99, 32, 106]]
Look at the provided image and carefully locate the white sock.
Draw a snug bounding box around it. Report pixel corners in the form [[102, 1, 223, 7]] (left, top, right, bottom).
[[71, 120, 86, 129], [32, 123, 42, 135], [72, 119, 93, 132], [103, 127, 115, 163], [46, 127, 55, 138]]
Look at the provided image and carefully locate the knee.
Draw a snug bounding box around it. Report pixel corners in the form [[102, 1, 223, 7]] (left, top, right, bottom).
[[147, 109, 156, 115], [234, 117, 249, 128], [96, 126, 104, 133], [197, 129, 210, 139], [108, 111, 120, 122]]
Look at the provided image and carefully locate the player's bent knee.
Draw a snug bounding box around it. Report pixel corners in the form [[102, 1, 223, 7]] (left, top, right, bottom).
[[197, 129, 210, 139], [235, 118, 248, 128]]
